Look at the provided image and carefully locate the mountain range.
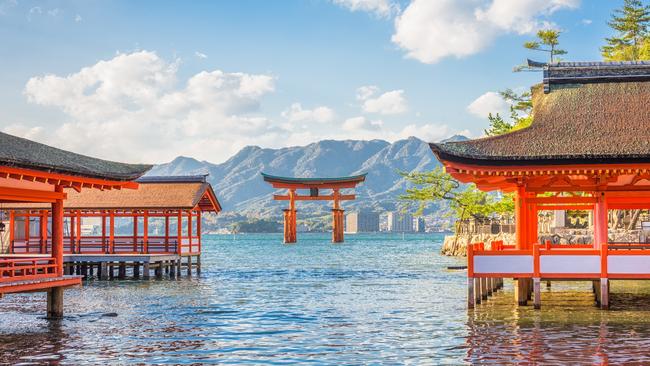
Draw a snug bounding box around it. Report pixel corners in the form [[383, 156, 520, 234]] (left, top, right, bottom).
[[147, 135, 468, 225]]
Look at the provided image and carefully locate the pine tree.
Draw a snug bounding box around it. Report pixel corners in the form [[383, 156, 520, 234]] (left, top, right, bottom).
[[602, 0, 650, 61], [524, 29, 567, 64]]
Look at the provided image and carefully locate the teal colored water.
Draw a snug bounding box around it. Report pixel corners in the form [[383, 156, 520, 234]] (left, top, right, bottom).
[[1, 233, 650, 364]]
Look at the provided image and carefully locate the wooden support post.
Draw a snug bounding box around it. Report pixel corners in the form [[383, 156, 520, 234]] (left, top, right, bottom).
[[533, 278, 541, 309], [177, 210, 183, 254], [133, 213, 138, 253], [467, 278, 475, 309], [594, 280, 601, 306], [81, 263, 88, 278], [100, 262, 108, 280], [40, 210, 48, 254], [176, 259, 181, 277], [187, 211, 192, 253], [51, 188, 64, 276], [165, 214, 170, 253], [75, 211, 82, 254], [196, 254, 201, 275], [109, 210, 115, 254], [155, 262, 163, 279], [133, 262, 140, 278], [187, 256, 192, 276], [143, 262, 150, 280], [481, 277, 488, 300], [47, 287, 64, 319], [600, 278, 609, 310], [515, 279, 528, 306], [515, 186, 527, 250], [143, 211, 149, 254], [474, 278, 482, 304], [8, 210, 14, 254], [169, 260, 176, 279], [118, 262, 126, 279], [24, 212, 30, 253], [101, 213, 106, 253], [197, 210, 202, 254], [546, 281, 551, 288]]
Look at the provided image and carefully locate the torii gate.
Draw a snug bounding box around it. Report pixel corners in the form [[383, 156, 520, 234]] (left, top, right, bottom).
[[261, 173, 366, 243]]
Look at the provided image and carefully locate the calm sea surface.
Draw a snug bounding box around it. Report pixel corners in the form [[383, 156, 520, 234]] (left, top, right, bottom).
[[2, 233, 650, 364]]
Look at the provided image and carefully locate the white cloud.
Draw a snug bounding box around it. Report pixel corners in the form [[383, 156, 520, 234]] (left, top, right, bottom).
[[75, 14, 82, 22], [356, 86, 407, 115], [47, 8, 60, 17], [195, 51, 208, 59], [342, 116, 383, 131], [281, 103, 335, 123], [20, 50, 278, 163], [581, 18, 592, 25], [332, 0, 399, 18], [392, 0, 579, 64], [467, 91, 509, 118]]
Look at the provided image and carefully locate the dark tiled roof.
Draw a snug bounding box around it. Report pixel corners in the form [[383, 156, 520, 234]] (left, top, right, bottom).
[[0, 132, 152, 181], [261, 173, 367, 185], [431, 68, 650, 166], [137, 175, 208, 183], [544, 61, 650, 93], [5, 181, 222, 212]]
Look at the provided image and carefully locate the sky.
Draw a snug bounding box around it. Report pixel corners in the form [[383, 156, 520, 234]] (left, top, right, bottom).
[[0, 0, 620, 164]]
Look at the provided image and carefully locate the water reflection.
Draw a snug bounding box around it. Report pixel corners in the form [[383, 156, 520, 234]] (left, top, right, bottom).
[[466, 281, 650, 365], [4, 234, 650, 364]]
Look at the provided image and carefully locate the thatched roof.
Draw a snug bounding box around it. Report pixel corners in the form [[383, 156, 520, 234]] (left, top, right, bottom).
[[4, 176, 221, 212], [431, 62, 650, 166], [0, 132, 151, 181]]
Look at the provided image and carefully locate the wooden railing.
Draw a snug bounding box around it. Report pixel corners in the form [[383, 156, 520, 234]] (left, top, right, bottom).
[[0, 257, 58, 282], [10, 236, 186, 255], [469, 240, 650, 279]]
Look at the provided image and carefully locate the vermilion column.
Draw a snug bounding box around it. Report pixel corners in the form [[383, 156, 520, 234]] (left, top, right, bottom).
[[515, 186, 528, 250], [332, 209, 344, 243], [51, 185, 64, 276]]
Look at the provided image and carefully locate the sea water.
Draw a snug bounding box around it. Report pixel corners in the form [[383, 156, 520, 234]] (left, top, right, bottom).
[[1, 233, 650, 364]]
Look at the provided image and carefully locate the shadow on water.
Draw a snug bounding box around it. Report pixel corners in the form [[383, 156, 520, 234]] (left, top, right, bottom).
[[465, 280, 650, 365]]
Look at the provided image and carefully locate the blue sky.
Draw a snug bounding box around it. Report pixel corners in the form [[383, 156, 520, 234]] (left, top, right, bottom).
[[0, 0, 620, 163]]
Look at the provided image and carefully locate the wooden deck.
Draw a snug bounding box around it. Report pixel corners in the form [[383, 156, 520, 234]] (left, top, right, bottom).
[[0, 275, 81, 294]]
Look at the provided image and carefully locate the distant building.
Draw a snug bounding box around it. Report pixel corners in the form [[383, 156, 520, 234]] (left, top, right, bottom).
[[387, 212, 414, 232], [415, 217, 426, 233], [346, 211, 380, 233]]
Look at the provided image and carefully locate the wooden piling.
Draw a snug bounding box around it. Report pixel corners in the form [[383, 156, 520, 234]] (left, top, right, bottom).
[[533, 278, 541, 309], [600, 278, 609, 310], [176, 259, 181, 278], [133, 262, 140, 278], [100, 262, 108, 280], [474, 278, 481, 304], [118, 262, 126, 279], [481, 277, 488, 300], [187, 256, 192, 276], [143, 262, 150, 280], [467, 278, 475, 309], [47, 287, 64, 319], [155, 262, 163, 279], [515, 279, 528, 306], [196, 255, 201, 275]]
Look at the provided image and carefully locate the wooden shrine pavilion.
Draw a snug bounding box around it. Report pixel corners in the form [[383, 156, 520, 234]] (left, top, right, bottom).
[[3, 175, 221, 280], [430, 61, 650, 310], [0, 131, 151, 318], [261, 173, 366, 243]]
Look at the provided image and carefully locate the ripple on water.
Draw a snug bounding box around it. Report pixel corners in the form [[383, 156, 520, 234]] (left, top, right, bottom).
[[3, 233, 650, 364]]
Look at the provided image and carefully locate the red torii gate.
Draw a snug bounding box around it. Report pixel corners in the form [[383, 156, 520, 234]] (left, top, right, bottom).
[[261, 173, 366, 243]]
